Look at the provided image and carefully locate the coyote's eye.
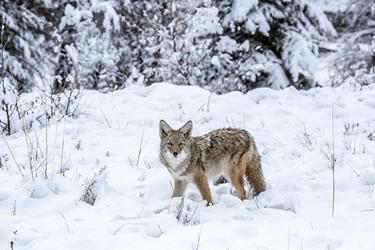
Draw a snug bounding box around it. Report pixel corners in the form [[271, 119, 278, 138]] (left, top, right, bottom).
[[167, 142, 173, 147], [179, 143, 184, 147]]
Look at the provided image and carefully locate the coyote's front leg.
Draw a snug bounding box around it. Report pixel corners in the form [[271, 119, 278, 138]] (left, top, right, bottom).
[[193, 174, 213, 205], [172, 179, 188, 198]]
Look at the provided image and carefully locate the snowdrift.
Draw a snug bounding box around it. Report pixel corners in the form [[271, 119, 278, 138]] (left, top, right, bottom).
[[1, 83, 375, 249]]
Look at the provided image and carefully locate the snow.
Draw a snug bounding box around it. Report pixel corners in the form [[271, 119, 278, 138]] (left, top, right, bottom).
[[282, 30, 319, 82], [1, 82, 375, 249], [307, 0, 349, 12], [229, 0, 258, 23], [216, 36, 238, 53], [189, 6, 223, 38], [91, 1, 120, 32], [60, 4, 81, 29], [246, 11, 270, 36], [303, 1, 337, 36]]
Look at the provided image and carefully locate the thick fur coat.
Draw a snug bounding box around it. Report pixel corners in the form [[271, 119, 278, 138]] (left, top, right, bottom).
[[159, 120, 266, 205]]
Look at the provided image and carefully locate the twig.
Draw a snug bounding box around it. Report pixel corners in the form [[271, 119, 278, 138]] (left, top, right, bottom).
[[331, 103, 336, 217], [138, 195, 151, 219], [60, 118, 66, 176], [176, 197, 185, 222], [196, 220, 204, 250], [350, 166, 360, 177], [51, 111, 61, 180], [23, 127, 35, 179], [288, 220, 291, 250], [360, 208, 373, 214], [253, 196, 260, 209], [11, 200, 16, 216], [252, 239, 259, 250], [100, 110, 111, 128], [136, 127, 145, 168], [127, 156, 133, 166], [1, 134, 23, 176], [184, 203, 198, 224], [207, 81, 218, 113], [17, 99, 35, 178], [45, 79, 49, 180], [33, 129, 44, 159], [56, 209, 71, 234]]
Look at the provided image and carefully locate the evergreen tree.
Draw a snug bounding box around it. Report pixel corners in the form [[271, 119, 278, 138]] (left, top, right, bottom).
[[1, 0, 339, 94], [54, 0, 122, 93], [142, 0, 222, 87], [114, 0, 162, 87], [1, 0, 59, 134], [123, 0, 336, 93], [1, 0, 56, 93], [213, 0, 336, 92], [120, 0, 223, 89], [329, 0, 375, 88]]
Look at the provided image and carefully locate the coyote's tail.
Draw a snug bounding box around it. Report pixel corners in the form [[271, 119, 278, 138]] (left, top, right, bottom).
[[245, 152, 266, 195]]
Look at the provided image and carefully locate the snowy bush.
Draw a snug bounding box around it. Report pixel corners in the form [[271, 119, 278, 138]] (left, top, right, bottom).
[[0, 81, 84, 136], [169, 197, 199, 225], [0, 78, 18, 135], [54, 1, 121, 93], [80, 166, 108, 206], [329, 0, 375, 33], [48, 87, 84, 119], [332, 41, 374, 89], [328, 0, 375, 88], [331, 32, 375, 89]]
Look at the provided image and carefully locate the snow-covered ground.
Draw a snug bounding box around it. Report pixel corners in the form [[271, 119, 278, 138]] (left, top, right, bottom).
[[1, 81, 375, 249]]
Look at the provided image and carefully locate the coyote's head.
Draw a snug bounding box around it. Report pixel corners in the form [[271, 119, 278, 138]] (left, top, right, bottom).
[[159, 120, 192, 162]]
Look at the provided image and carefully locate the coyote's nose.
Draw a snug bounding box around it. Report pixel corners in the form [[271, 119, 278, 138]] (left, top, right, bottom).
[[173, 152, 178, 157]]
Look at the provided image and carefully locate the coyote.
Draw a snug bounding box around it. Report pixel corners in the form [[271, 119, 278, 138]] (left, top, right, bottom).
[[159, 120, 266, 205]]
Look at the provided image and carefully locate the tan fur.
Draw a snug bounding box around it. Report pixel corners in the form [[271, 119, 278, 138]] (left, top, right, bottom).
[[159, 120, 266, 205]]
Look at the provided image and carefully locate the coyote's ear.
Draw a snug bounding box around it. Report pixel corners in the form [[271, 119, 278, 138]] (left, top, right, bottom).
[[179, 120, 193, 140], [159, 120, 173, 139]]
